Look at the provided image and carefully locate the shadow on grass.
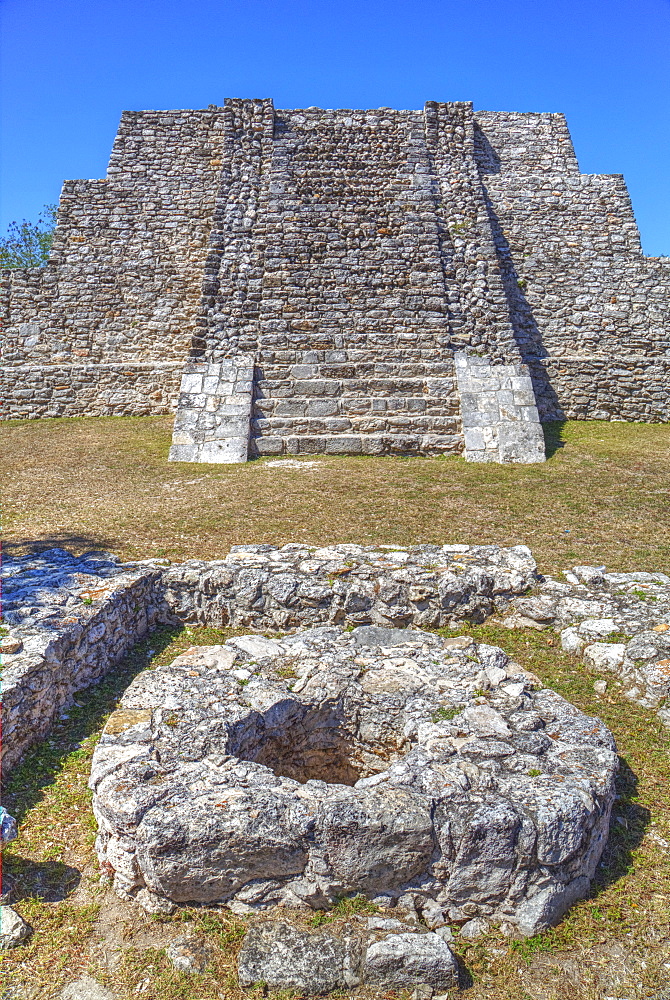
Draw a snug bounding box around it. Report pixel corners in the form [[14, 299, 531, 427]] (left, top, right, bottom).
[[590, 755, 651, 897], [2, 532, 121, 559], [3, 858, 81, 903], [2, 626, 182, 820], [542, 420, 568, 459]]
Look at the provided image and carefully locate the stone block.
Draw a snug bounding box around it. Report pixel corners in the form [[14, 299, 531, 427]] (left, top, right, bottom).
[[307, 399, 339, 417], [324, 435, 362, 454], [461, 408, 500, 427], [253, 436, 284, 455], [463, 428, 486, 452], [180, 373, 203, 394], [497, 424, 546, 464], [295, 436, 326, 454], [361, 436, 385, 455], [199, 437, 249, 463], [179, 392, 207, 409], [275, 400, 307, 417], [512, 390, 538, 407], [325, 418, 353, 432], [167, 443, 200, 463], [169, 430, 196, 446], [293, 380, 340, 397]]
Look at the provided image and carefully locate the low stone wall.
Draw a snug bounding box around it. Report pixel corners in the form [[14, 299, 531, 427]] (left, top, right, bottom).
[[528, 356, 670, 423], [159, 542, 537, 630], [1, 551, 166, 774], [0, 362, 182, 420], [0, 543, 536, 776], [4, 540, 670, 779]]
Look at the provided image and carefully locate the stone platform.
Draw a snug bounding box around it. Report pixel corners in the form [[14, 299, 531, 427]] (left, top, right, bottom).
[[90, 625, 617, 938]]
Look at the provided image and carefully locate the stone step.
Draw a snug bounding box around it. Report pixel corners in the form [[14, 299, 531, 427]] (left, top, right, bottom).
[[257, 358, 457, 378], [249, 429, 463, 458], [256, 372, 457, 398], [254, 394, 458, 417], [252, 412, 461, 437]]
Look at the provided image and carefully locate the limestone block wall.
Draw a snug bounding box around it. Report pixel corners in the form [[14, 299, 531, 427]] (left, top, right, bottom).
[[455, 353, 545, 463], [1, 561, 165, 775], [474, 112, 670, 420], [528, 356, 670, 423], [0, 362, 182, 419], [168, 356, 254, 462], [1, 100, 667, 439], [1, 108, 232, 416]]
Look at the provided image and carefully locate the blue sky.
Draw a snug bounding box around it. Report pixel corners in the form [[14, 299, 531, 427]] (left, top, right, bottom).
[[2, 0, 669, 254]]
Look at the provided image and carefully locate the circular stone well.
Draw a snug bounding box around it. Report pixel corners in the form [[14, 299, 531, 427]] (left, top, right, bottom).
[[90, 625, 618, 936]]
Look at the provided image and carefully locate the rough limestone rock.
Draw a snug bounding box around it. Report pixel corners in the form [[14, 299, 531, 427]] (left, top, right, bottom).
[[237, 917, 458, 993], [90, 625, 617, 936], [513, 564, 670, 723], [362, 930, 459, 990], [1, 806, 18, 843], [238, 921, 362, 993], [0, 906, 31, 950]]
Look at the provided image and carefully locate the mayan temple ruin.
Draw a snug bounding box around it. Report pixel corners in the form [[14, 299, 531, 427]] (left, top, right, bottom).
[[1, 99, 668, 462]]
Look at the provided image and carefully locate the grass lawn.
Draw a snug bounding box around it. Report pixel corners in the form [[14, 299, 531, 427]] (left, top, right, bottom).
[[2, 414, 670, 998], [1, 415, 669, 575]]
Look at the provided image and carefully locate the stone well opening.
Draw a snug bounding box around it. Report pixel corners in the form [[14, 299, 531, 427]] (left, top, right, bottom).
[[230, 698, 401, 787]]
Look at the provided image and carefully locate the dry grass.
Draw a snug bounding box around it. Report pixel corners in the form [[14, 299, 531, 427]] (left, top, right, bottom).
[[1, 415, 669, 574]]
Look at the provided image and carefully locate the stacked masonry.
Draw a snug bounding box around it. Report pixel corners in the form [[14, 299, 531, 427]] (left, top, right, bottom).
[[1, 100, 668, 457], [168, 356, 254, 463], [455, 353, 545, 463]]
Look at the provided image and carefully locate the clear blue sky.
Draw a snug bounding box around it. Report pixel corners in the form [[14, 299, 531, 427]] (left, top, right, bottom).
[[2, 0, 669, 254]]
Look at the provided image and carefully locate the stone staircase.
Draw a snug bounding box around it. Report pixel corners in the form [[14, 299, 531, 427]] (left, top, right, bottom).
[[168, 100, 546, 465], [250, 356, 461, 456]]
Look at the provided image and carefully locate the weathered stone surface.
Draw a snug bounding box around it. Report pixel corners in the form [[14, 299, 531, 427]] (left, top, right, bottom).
[[455, 353, 545, 464], [458, 917, 490, 939], [169, 358, 254, 464], [237, 917, 458, 993], [363, 931, 458, 990], [0, 906, 31, 950], [0, 548, 167, 774], [90, 625, 617, 936], [2, 542, 537, 776], [160, 541, 537, 631], [0, 636, 23, 655], [238, 921, 362, 993], [1, 807, 18, 843], [527, 564, 670, 721]]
